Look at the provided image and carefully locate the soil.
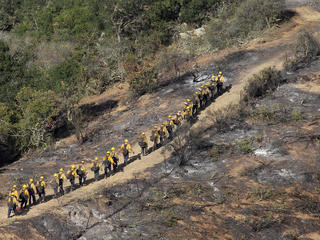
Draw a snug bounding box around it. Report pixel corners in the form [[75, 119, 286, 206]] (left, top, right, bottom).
[[1, 1, 320, 239]]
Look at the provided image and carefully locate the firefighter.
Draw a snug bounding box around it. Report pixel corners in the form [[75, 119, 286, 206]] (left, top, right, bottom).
[[217, 72, 224, 94], [166, 116, 175, 140], [10, 185, 19, 200], [150, 126, 160, 151], [172, 114, 181, 127], [91, 157, 100, 181], [67, 165, 77, 191], [19, 185, 29, 209], [37, 176, 47, 202], [8, 192, 18, 218], [50, 173, 59, 198], [193, 92, 200, 115], [159, 123, 168, 145], [77, 160, 87, 186], [58, 168, 66, 195], [111, 147, 119, 172], [138, 132, 148, 156], [120, 139, 134, 165], [28, 178, 37, 206], [103, 151, 114, 178]]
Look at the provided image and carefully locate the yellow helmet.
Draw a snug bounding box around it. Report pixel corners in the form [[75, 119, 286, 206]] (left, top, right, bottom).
[[95, 157, 98, 161], [81, 160, 85, 164], [168, 115, 171, 118], [107, 151, 110, 154], [219, 71, 222, 75], [154, 126, 158, 129], [201, 85, 204, 88], [30, 178, 33, 182], [111, 147, 115, 151], [54, 173, 58, 177], [13, 185, 17, 189], [40, 176, 44, 180], [178, 110, 181, 113], [125, 139, 128, 143], [59, 168, 63, 172], [71, 165, 76, 169], [142, 132, 145, 135], [23, 184, 27, 189], [11, 192, 15, 196], [205, 84, 208, 86], [187, 99, 191, 102]]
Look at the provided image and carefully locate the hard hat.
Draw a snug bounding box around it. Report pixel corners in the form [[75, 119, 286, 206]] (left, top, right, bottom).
[[184, 102, 188, 105], [187, 99, 191, 102], [107, 151, 110, 154], [125, 139, 128, 143], [40, 176, 44, 179], [11, 192, 15, 196], [95, 157, 98, 161], [154, 126, 158, 129], [219, 71, 222, 75], [142, 132, 145, 135], [30, 178, 33, 182], [59, 168, 63, 172], [178, 110, 181, 113], [54, 173, 58, 177], [13, 185, 16, 188], [205, 84, 208, 86], [111, 147, 115, 151], [81, 160, 85, 164], [168, 115, 171, 118], [201, 85, 204, 88], [23, 184, 27, 189], [71, 165, 75, 169]]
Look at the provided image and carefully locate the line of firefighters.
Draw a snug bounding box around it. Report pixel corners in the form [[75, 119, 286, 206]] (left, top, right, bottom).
[[7, 72, 225, 218]]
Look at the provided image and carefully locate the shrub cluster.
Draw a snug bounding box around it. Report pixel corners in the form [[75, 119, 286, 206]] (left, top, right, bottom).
[[241, 67, 282, 102]]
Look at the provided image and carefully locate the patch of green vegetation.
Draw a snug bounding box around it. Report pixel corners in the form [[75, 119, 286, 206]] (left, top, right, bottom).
[[237, 138, 254, 154], [291, 109, 303, 122], [206, 0, 285, 49], [251, 187, 276, 201]]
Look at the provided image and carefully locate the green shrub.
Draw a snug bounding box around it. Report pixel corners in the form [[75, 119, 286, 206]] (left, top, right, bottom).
[[128, 65, 158, 96], [284, 30, 320, 71], [242, 67, 282, 102], [15, 87, 60, 149]]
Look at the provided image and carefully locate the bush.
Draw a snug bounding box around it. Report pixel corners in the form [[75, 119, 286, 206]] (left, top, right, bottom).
[[284, 30, 320, 71], [241, 67, 282, 102], [128, 64, 158, 96]]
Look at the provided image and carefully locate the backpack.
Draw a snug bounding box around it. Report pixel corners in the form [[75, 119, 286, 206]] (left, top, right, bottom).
[[122, 144, 129, 156], [28, 184, 34, 195], [66, 170, 74, 180], [91, 163, 100, 172]]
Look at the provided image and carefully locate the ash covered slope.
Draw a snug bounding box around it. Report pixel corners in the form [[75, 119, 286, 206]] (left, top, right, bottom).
[[1, 1, 320, 240]]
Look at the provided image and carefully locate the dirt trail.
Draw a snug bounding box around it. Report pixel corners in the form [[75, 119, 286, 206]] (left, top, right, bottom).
[[1, 4, 320, 226]]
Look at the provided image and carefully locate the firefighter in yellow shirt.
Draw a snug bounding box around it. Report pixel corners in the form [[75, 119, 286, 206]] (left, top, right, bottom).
[[120, 139, 134, 165], [37, 176, 47, 202], [138, 132, 148, 156], [150, 126, 160, 151], [28, 178, 37, 206], [20, 185, 29, 209], [8, 192, 18, 218]]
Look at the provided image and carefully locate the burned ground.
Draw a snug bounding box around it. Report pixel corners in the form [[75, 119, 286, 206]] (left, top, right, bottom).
[[1, 2, 320, 240]]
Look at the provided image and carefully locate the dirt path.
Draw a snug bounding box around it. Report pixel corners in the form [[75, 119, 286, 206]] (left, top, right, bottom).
[[1, 4, 320, 226]]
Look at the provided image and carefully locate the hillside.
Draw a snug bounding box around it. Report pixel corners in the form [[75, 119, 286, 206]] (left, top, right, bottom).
[[1, 0, 320, 239]]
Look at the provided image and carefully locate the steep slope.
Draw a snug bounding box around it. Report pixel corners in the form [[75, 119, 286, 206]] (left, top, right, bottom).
[[0, 2, 320, 239]]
